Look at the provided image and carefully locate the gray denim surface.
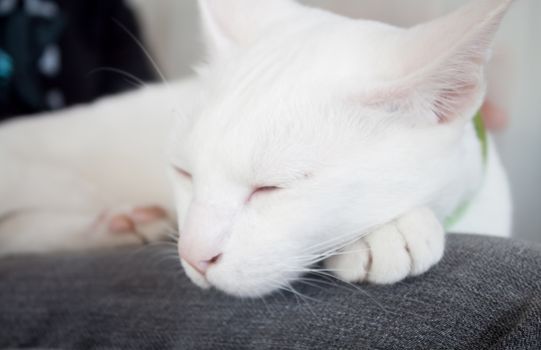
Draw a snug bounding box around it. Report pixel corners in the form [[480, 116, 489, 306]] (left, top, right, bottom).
[[0, 234, 540, 350]]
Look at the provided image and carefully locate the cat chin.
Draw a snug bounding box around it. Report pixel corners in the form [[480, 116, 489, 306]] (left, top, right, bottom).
[[209, 278, 288, 299], [181, 256, 279, 297], [181, 259, 211, 290], [192, 260, 300, 298]]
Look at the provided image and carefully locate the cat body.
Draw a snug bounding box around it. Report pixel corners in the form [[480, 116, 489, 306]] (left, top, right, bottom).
[[0, 0, 514, 297], [0, 83, 182, 252]]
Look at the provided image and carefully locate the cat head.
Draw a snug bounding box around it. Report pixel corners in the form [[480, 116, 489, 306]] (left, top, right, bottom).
[[169, 0, 514, 297]]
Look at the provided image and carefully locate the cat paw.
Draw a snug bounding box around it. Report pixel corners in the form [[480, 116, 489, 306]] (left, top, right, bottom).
[[92, 205, 173, 246], [324, 207, 445, 284]]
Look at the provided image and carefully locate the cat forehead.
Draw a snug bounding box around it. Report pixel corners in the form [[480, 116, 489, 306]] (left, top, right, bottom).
[[172, 93, 365, 179], [184, 22, 404, 132], [204, 18, 404, 94], [171, 17, 408, 169]]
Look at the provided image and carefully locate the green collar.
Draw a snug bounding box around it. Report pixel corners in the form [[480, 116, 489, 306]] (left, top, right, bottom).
[[444, 111, 488, 230], [473, 111, 489, 165]]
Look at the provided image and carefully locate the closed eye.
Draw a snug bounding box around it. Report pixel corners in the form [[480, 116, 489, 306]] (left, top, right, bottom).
[[174, 166, 192, 180], [247, 186, 282, 203], [254, 186, 281, 193]]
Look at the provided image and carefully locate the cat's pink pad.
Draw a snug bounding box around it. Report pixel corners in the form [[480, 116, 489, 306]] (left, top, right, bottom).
[[131, 206, 168, 224], [108, 214, 136, 233]]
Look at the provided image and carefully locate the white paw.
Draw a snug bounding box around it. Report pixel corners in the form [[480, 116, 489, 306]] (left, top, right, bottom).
[[324, 207, 445, 284], [91, 205, 173, 247]]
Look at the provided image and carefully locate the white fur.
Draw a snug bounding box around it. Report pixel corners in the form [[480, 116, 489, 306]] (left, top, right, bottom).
[[325, 207, 445, 284], [0, 0, 514, 297]]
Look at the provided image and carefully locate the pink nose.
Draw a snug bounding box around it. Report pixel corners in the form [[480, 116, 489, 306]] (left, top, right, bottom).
[[179, 201, 232, 275], [181, 250, 222, 275]]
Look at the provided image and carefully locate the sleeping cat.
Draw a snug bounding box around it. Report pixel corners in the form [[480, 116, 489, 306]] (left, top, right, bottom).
[[0, 0, 513, 297]]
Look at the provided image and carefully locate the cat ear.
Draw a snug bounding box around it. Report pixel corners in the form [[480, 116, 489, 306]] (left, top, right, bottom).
[[366, 0, 515, 124], [198, 0, 299, 60]]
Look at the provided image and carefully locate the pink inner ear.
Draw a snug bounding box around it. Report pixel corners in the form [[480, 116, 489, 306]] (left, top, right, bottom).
[[433, 82, 480, 124], [357, 0, 514, 126], [355, 62, 484, 124], [353, 85, 408, 110]]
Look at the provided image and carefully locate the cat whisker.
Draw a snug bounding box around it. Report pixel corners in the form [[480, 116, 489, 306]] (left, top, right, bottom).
[[132, 240, 180, 266], [148, 240, 178, 249], [111, 18, 169, 86], [103, 20, 187, 124], [299, 272, 389, 313], [303, 224, 379, 254], [121, 77, 146, 89], [258, 292, 273, 315], [289, 266, 360, 274], [292, 226, 379, 270], [302, 232, 366, 256], [87, 67, 150, 89], [294, 276, 358, 296], [298, 246, 372, 265], [283, 281, 320, 317], [166, 232, 180, 243]]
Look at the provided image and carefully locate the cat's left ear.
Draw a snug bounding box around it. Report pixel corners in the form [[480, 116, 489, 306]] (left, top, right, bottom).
[[366, 0, 515, 125], [198, 0, 300, 60]]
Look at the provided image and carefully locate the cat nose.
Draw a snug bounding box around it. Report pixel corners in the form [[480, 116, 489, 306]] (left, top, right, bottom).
[[181, 250, 223, 276], [179, 201, 234, 275]]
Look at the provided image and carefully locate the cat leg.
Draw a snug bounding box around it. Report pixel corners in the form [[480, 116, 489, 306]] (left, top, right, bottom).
[[0, 206, 174, 256], [0, 210, 140, 255], [0, 152, 174, 255], [105, 205, 175, 243], [324, 207, 445, 284]]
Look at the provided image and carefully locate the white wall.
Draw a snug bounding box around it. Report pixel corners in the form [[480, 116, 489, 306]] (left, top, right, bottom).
[[128, 0, 541, 242]]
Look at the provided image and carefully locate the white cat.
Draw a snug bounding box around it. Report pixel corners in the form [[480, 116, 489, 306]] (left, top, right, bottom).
[[0, 0, 513, 297]]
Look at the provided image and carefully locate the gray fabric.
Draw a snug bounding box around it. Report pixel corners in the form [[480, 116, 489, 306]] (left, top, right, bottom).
[[0, 234, 540, 350]]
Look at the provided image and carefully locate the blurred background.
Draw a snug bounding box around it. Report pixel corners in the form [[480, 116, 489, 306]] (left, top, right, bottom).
[[1, 0, 539, 242]]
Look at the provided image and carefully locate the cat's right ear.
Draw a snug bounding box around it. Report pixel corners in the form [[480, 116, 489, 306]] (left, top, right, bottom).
[[359, 0, 515, 126], [198, 0, 300, 60]]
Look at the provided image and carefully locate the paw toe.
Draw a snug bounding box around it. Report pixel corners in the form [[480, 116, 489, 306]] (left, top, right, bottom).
[[365, 225, 411, 284], [397, 209, 445, 276], [324, 240, 370, 283]]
